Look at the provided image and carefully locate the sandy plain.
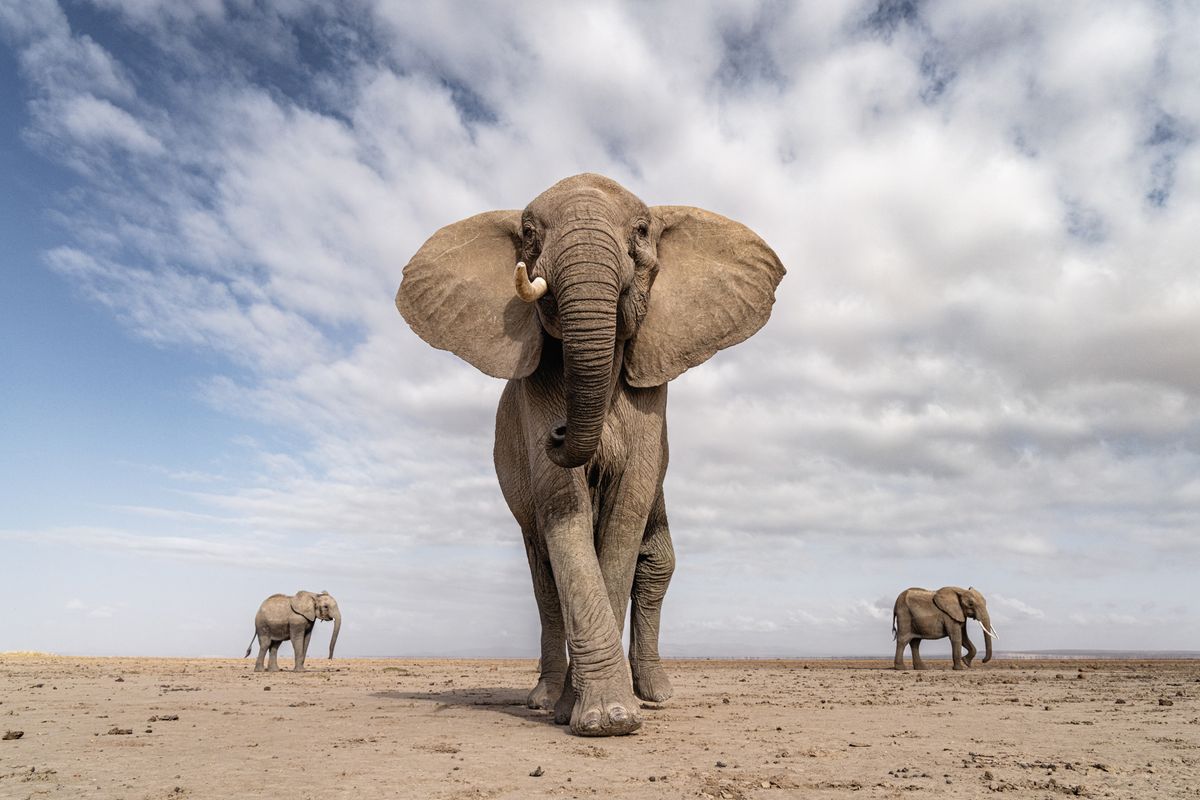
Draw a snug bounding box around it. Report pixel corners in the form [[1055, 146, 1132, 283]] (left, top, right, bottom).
[[1, 655, 1197, 799]]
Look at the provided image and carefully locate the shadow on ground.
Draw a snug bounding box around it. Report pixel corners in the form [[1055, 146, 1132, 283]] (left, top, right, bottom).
[[372, 687, 553, 725]]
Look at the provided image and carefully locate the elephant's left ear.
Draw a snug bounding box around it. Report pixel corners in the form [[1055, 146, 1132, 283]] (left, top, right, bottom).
[[290, 593, 317, 623], [624, 205, 785, 388], [933, 587, 966, 624]]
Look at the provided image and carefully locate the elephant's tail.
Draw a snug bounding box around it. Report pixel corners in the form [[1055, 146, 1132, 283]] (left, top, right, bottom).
[[244, 631, 257, 658], [891, 613, 898, 641]]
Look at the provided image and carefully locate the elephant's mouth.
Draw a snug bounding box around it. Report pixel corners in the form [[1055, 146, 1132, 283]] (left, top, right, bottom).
[[545, 422, 567, 454]]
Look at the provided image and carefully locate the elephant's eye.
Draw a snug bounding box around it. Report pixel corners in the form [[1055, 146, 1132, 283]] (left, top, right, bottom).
[[522, 223, 537, 242], [635, 221, 649, 239]]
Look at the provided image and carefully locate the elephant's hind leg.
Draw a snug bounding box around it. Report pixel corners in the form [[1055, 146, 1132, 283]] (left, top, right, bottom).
[[630, 489, 674, 702], [523, 524, 568, 711], [267, 641, 281, 672], [894, 635, 910, 670], [910, 639, 927, 670], [254, 633, 271, 672]]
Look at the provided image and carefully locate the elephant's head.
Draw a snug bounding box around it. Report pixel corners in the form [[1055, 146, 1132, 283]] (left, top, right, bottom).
[[397, 173, 785, 468], [291, 590, 342, 659], [934, 586, 996, 663]]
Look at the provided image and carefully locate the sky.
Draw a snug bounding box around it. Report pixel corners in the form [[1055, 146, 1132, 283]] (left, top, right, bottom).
[[1, 0, 1197, 659]]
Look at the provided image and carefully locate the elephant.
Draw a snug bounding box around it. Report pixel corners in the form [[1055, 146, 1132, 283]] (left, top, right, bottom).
[[396, 173, 785, 736], [244, 591, 341, 672], [892, 586, 997, 670]]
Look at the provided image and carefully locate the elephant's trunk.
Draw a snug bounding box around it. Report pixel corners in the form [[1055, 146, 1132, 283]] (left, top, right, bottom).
[[328, 608, 341, 659], [544, 236, 621, 470], [979, 610, 994, 663]]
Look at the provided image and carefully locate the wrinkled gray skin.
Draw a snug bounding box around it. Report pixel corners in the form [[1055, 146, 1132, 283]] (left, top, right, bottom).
[[893, 587, 995, 670], [244, 591, 341, 672], [397, 174, 785, 735]]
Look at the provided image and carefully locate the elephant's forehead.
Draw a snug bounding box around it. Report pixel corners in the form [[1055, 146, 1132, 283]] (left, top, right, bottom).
[[527, 175, 645, 219]]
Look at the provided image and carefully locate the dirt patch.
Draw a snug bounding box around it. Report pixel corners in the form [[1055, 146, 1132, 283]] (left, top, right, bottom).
[[0, 656, 1196, 798]]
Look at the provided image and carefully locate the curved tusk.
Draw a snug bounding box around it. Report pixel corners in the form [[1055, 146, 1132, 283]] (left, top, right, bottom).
[[984, 626, 998, 640], [514, 262, 547, 302]]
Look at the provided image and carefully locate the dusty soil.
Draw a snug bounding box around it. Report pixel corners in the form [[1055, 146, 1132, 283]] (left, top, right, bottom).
[[1, 656, 1197, 799]]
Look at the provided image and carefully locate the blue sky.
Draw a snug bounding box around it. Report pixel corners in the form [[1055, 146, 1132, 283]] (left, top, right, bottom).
[[2, 0, 1198, 658]]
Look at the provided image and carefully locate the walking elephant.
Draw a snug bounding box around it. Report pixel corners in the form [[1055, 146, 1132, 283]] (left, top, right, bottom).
[[396, 173, 785, 735], [893, 586, 997, 670], [244, 591, 341, 672]]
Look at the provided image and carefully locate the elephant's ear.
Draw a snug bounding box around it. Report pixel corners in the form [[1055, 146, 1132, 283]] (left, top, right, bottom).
[[624, 205, 785, 387], [933, 587, 966, 624], [396, 210, 542, 379], [290, 592, 317, 623]]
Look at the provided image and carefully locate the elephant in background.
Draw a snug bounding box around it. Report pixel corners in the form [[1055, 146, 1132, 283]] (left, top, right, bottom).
[[893, 586, 997, 670], [245, 591, 341, 672], [397, 173, 785, 735]]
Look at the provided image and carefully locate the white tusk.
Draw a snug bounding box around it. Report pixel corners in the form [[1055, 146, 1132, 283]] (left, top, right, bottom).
[[514, 262, 547, 302], [984, 626, 998, 640]]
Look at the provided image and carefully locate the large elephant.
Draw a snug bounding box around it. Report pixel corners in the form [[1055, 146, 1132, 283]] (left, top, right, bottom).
[[892, 586, 997, 670], [244, 591, 341, 672], [397, 173, 784, 736]]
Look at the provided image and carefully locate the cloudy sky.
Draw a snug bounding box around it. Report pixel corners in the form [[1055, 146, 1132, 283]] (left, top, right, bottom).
[[2, 0, 1197, 659]]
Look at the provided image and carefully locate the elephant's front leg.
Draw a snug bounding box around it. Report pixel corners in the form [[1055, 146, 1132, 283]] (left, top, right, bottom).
[[630, 489, 675, 702], [948, 625, 965, 670], [542, 509, 641, 736], [290, 622, 308, 671], [961, 623, 976, 667]]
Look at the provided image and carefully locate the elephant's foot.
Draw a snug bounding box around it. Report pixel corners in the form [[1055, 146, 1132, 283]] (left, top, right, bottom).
[[254, 665, 265, 673], [963, 657, 974, 668], [913, 662, 927, 671], [892, 663, 907, 671], [527, 675, 565, 711], [568, 673, 642, 737], [553, 681, 576, 725], [952, 663, 966, 671], [630, 658, 673, 703]]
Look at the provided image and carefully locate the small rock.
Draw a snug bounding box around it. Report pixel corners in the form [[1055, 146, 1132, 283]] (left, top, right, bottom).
[[263, 686, 271, 691], [761, 780, 772, 788], [2, 730, 24, 740], [648, 776, 656, 782], [107, 727, 133, 736], [529, 765, 544, 777], [715, 760, 727, 768], [1115, 699, 1126, 704], [983, 770, 994, 780], [1159, 699, 1174, 706], [848, 742, 870, 747], [722, 697, 730, 704], [158, 714, 179, 721], [115, 677, 124, 683]]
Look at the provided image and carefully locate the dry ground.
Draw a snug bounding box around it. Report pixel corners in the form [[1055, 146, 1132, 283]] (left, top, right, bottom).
[[1, 655, 1197, 799]]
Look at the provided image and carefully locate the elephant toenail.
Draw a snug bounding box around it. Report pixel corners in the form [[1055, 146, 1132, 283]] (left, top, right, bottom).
[[610, 707, 627, 722]]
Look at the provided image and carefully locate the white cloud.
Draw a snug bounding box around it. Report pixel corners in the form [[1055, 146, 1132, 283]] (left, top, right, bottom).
[[991, 593, 1045, 620], [3, 0, 1199, 655]]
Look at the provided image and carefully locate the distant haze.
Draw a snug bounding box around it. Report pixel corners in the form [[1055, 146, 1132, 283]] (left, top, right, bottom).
[[2, 2, 1198, 658]]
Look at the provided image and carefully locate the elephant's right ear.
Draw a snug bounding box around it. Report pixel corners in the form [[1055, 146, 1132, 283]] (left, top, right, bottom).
[[290, 592, 317, 623], [933, 587, 966, 624], [396, 210, 543, 379]]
